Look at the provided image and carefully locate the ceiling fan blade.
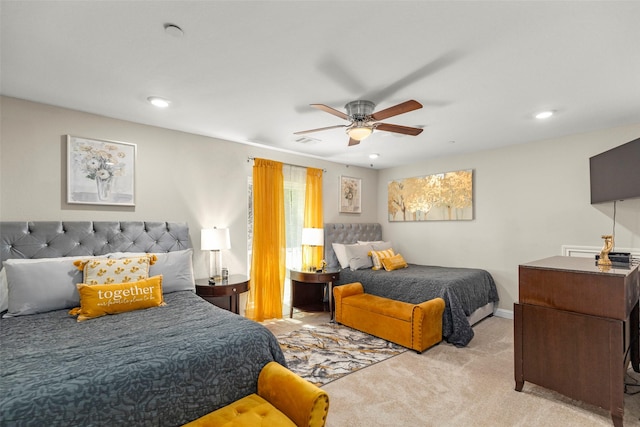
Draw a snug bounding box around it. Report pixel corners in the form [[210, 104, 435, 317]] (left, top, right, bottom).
[[371, 100, 423, 121], [294, 124, 346, 135], [375, 123, 424, 136], [348, 137, 360, 146], [310, 104, 350, 120], [363, 50, 462, 102]]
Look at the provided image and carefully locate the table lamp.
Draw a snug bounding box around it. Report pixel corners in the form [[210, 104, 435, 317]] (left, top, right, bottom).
[[301, 227, 324, 272], [201, 227, 231, 284]]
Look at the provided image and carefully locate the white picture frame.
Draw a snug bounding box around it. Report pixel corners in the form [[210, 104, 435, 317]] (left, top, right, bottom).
[[339, 175, 361, 213], [66, 135, 136, 206]]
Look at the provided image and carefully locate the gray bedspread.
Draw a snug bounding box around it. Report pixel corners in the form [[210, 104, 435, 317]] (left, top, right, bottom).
[[0, 291, 286, 426], [336, 264, 499, 347]]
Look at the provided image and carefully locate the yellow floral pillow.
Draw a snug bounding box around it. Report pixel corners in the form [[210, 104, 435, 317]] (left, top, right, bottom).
[[381, 253, 409, 271], [75, 255, 157, 285], [69, 275, 165, 322], [370, 249, 395, 270]]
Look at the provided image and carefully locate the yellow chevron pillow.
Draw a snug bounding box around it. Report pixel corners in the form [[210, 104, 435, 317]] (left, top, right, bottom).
[[370, 248, 395, 270], [75, 255, 157, 285], [70, 275, 165, 322], [381, 253, 409, 271]]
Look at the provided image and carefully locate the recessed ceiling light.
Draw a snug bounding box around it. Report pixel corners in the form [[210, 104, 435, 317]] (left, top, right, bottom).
[[164, 23, 184, 38], [147, 96, 170, 108], [369, 153, 379, 159], [535, 111, 554, 119]]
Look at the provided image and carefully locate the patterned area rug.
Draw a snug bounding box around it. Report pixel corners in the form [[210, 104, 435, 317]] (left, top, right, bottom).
[[277, 323, 407, 386]]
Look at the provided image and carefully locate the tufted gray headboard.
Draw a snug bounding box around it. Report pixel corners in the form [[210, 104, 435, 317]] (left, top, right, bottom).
[[324, 223, 382, 268], [0, 222, 191, 266]]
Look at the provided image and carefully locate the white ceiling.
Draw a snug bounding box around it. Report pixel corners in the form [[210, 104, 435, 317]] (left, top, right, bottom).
[[1, 1, 639, 169]]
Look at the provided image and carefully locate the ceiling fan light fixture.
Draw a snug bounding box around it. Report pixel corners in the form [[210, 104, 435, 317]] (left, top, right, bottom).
[[297, 99, 423, 146], [347, 126, 373, 141]]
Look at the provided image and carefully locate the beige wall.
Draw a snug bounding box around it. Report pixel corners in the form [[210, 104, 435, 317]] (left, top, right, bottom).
[[2, 96, 639, 316], [0, 96, 379, 280], [378, 123, 640, 314]]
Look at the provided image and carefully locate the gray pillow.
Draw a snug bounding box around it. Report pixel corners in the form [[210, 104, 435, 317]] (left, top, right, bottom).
[[344, 244, 373, 271], [3, 256, 96, 317], [108, 249, 195, 294]]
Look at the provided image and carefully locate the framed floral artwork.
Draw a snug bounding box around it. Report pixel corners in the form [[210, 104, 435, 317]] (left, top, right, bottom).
[[66, 135, 136, 206], [339, 175, 361, 213]]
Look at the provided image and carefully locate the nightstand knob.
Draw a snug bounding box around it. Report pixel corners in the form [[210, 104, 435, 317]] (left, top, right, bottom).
[[232, 288, 237, 293]]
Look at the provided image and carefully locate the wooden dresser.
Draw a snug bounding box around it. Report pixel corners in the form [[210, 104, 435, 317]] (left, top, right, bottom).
[[514, 256, 639, 427]]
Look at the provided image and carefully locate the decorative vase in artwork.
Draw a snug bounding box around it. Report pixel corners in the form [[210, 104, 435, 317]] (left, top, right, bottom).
[[96, 176, 113, 201]]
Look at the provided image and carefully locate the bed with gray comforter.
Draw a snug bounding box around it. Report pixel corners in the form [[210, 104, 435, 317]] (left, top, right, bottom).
[[0, 221, 286, 426], [336, 265, 499, 346], [325, 223, 499, 347]]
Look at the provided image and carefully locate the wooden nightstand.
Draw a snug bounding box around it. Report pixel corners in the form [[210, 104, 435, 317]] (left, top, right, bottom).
[[289, 269, 340, 319], [195, 275, 249, 315]]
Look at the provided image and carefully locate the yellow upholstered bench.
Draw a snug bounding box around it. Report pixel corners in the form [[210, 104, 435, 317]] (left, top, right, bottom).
[[183, 361, 329, 427], [333, 282, 445, 353]]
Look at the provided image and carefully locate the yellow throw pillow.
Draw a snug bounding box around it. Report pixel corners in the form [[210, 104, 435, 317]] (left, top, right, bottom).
[[381, 253, 409, 271], [70, 275, 165, 322], [370, 249, 395, 270], [75, 255, 157, 285]]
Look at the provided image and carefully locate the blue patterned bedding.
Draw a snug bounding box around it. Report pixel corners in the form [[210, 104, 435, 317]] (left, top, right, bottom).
[[0, 291, 286, 426], [336, 264, 499, 347]]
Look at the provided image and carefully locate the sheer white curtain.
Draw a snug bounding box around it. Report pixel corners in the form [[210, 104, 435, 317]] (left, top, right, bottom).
[[283, 165, 306, 270]]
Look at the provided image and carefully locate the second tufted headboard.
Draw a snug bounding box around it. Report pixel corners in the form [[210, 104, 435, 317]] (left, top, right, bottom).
[[323, 223, 382, 268], [0, 221, 191, 266]]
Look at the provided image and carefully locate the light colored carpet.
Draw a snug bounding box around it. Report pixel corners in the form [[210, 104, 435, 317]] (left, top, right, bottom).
[[265, 313, 640, 427], [323, 317, 640, 427], [277, 323, 406, 386]]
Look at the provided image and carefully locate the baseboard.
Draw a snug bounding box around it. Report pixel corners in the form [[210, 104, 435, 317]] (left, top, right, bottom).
[[494, 308, 513, 320]]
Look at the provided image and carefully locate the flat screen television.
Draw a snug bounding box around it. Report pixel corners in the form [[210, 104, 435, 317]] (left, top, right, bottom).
[[589, 137, 640, 204]]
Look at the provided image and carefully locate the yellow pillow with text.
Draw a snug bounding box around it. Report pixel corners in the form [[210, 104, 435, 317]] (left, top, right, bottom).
[[75, 255, 157, 285], [370, 249, 395, 270], [69, 275, 165, 322], [381, 253, 409, 271]]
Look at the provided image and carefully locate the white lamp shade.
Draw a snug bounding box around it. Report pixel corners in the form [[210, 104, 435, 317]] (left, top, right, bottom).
[[201, 228, 231, 250], [301, 228, 324, 246]]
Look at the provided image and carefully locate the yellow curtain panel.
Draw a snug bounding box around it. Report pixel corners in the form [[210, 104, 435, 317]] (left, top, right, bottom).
[[303, 167, 324, 270], [246, 158, 285, 321]]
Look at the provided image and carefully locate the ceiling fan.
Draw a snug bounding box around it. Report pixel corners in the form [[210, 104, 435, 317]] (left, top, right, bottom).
[[295, 100, 424, 146]]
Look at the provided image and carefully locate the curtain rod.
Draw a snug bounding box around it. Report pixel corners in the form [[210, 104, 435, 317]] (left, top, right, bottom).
[[247, 157, 326, 172]]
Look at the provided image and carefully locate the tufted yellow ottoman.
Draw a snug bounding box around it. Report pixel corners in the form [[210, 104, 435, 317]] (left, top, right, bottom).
[[334, 282, 445, 353], [183, 361, 329, 427]]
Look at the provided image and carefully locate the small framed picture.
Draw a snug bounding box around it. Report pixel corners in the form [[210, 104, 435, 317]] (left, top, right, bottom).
[[67, 135, 136, 206], [339, 176, 361, 213]]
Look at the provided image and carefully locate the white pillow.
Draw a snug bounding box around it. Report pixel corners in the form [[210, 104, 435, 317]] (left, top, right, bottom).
[[108, 249, 195, 293], [332, 243, 349, 269], [3, 255, 96, 317], [0, 268, 8, 313], [357, 240, 383, 245], [371, 241, 393, 251]]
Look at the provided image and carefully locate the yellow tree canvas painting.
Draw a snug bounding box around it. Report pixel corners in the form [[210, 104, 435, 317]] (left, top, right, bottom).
[[388, 169, 473, 221]]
